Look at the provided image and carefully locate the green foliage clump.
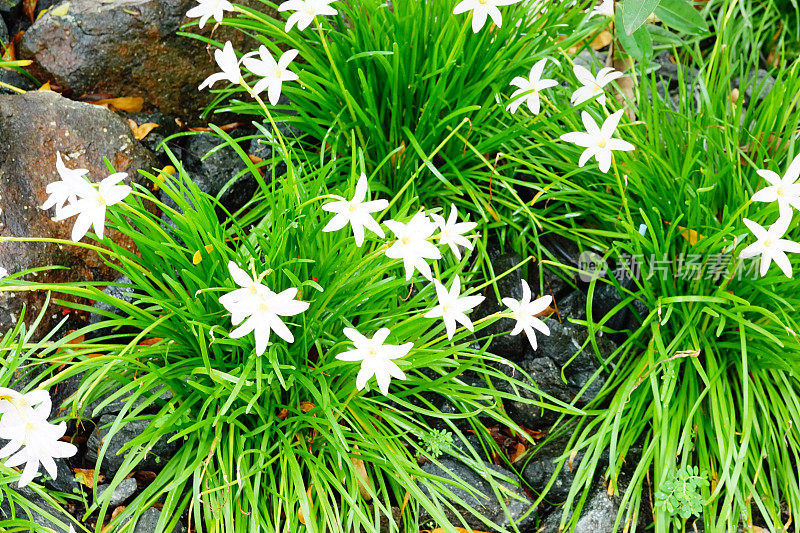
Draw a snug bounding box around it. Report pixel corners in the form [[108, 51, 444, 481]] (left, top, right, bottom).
[[420, 429, 455, 459], [654, 466, 709, 521]]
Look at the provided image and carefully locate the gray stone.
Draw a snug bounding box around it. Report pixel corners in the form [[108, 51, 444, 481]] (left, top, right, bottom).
[[133, 507, 186, 533], [521, 435, 602, 504], [87, 275, 137, 338], [737, 68, 776, 103], [539, 483, 622, 533], [534, 316, 616, 403], [418, 458, 535, 531], [574, 50, 608, 71], [0, 14, 7, 43], [96, 477, 138, 507], [43, 458, 79, 494], [502, 357, 572, 430], [50, 364, 173, 421], [85, 414, 180, 475], [0, 90, 158, 339]]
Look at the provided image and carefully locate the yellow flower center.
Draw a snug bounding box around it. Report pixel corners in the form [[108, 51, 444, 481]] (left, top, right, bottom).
[[598, 139, 607, 149], [401, 236, 410, 245], [349, 203, 358, 213], [777, 187, 785, 196], [764, 239, 773, 248]]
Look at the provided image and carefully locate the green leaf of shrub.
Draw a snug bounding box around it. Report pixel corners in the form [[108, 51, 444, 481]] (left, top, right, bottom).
[[654, 0, 708, 34], [622, 0, 662, 34]]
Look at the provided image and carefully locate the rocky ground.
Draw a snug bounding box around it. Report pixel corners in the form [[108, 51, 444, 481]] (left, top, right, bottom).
[[0, 1, 775, 532]]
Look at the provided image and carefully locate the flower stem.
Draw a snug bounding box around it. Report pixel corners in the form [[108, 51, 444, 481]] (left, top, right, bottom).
[[314, 17, 367, 150], [240, 80, 301, 203]]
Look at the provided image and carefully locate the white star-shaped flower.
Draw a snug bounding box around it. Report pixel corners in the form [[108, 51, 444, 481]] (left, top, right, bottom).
[[186, 0, 235, 29], [560, 110, 635, 173], [0, 266, 7, 279], [321, 173, 388, 247], [242, 46, 300, 105], [431, 204, 477, 260], [0, 388, 77, 488], [336, 327, 412, 395], [506, 59, 558, 115], [278, 0, 338, 32], [740, 215, 800, 277], [199, 41, 242, 90], [453, 0, 522, 33], [424, 276, 485, 340], [53, 172, 131, 242], [218, 261, 265, 324], [41, 152, 89, 217], [502, 280, 552, 350], [589, 0, 614, 18], [751, 153, 800, 217], [570, 65, 623, 106], [219, 264, 310, 355], [384, 212, 442, 281]]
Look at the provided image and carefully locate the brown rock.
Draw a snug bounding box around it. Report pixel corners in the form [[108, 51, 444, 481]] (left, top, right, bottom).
[[0, 90, 157, 337], [18, 0, 275, 123]]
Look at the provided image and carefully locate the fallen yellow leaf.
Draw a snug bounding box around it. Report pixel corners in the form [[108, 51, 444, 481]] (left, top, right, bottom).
[[126, 119, 159, 141], [192, 250, 203, 265], [90, 96, 144, 113], [73, 468, 104, 488]]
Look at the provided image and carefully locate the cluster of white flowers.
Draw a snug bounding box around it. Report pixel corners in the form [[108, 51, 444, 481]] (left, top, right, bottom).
[[741, 154, 800, 277], [199, 41, 300, 106], [504, 59, 633, 174], [0, 388, 77, 488], [318, 174, 553, 392], [42, 152, 132, 242], [191, 0, 340, 103], [215, 174, 553, 394]]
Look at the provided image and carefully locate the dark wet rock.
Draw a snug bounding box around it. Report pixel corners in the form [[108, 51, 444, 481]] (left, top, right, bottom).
[[19, 0, 275, 123], [0, 486, 73, 532], [539, 482, 623, 533], [96, 477, 138, 507], [502, 357, 572, 430], [529, 263, 573, 303], [0, 67, 35, 94], [473, 253, 526, 360], [125, 111, 182, 159], [85, 414, 180, 475], [43, 458, 79, 494], [52, 371, 173, 422], [133, 507, 187, 533], [590, 274, 648, 334], [573, 49, 608, 71], [177, 131, 259, 213], [0, 0, 20, 14], [86, 275, 138, 338], [0, 14, 8, 42], [418, 457, 535, 531], [534, 292, 617, 403], [0, 90, 157, 338], [521, 434, 605, 505], [649, 52, 704, 110]]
